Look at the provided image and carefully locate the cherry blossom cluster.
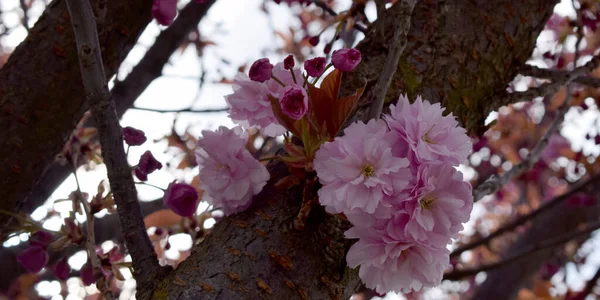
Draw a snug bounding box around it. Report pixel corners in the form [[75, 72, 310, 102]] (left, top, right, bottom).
[[314, 95, 473, 294], [195, 49, 361, 213]]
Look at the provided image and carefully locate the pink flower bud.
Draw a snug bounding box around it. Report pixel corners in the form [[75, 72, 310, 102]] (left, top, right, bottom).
[[324, 43, 332, 54], [54, 258, 71, 280], [135, 151, 163, 181], [283, 55, 295, 70], [279, 84, 308, 120], [309, 36, 320, 46], [17, 246, 49, 273], [80, 261, 95, 286], [249, 58, 273, 82], [152, 0, 177, 26], [123, 126, 147, 146], [332, 48, 362, 72], [304, 57, 327, 77], [163, 181, 200, 217]]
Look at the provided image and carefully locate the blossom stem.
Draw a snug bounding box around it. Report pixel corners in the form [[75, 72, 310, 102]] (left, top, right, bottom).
[[134, 181, 166, 192], [73, 169, 115, 300], [289, 68, 298, 84], [270, 75, 286, 87], [258, 156, 279, 162]]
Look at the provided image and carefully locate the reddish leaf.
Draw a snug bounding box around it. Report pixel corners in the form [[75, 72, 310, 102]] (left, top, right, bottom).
[[144, 209, 182, 229]]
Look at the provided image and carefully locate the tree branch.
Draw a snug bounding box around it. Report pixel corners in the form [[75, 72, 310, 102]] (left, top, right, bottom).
[[20, 0, 217, 236], [311, 0, 367, 33], [65, 0, 165, 297], [131, 106, 227, 114], [444, 219, 600, 281], [451, 173, 600, 259], [520, 65, 600, 88], [367, 0, 416, 120]]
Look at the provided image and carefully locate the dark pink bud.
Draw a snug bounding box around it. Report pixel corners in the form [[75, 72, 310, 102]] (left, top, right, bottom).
[[152, 0, 177, 26], [331, 48, 361, 72], [249, 58, 273, 82], [154, 227, 164, 235], [309, 36, 320, 46], [30, 231, 54, 248], [595, 135, 600, 145], [323, 43, 332, 54], [123, 126, 147, 146], [163, 181, 200, 217], [80, 261, 95, 286], [283, 55, 295, 70], [279, 84, 308, 120], [17, 246, 49, 273], [304, 57, 327, 77], [472, 136, 488, 152], [135, 151, 163, 181], [54, 258, 71, 280], [581, 102, 589, 110]]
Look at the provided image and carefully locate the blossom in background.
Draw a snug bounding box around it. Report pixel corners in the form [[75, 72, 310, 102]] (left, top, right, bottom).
[[249, 58, 273, 82], [152, 0, 177, 26], [163, 182, 200, 217], [123, 126, 147, 146], [279, 84, 308, 120], [386, 94, 472, 166], [402, 163, 473, 247], [196, 126, 269, 216], [332, 48, 362, 72], [225, 73, 286, 137], [53, 258, 71, 280], [314, 119, 411, 226], [135, 151, 163, 181], [345, 226, 450, 294], [80, 261, 95, 286]]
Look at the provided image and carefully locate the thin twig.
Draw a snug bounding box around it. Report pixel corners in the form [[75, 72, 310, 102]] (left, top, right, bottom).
[[19, 0, 29, 32], [367, 0, 416, 120], [131, 106, 228, 114], [65, 0, 166, 297], [312, 0, 367, 33], [444, 219, 600, 281], [451, 173, 600, 259], [499, 53, 600, 108], [473, 40, 593, 202], [520, 65, 600, 88], [73, 171, 114, 300]]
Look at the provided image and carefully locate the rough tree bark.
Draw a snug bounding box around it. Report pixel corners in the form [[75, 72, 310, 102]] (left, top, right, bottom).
[[0, 0, 152, 236], [152, 1, 557, 299]]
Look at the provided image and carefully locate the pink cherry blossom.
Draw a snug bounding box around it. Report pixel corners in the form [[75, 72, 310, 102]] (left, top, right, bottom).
[[196, 126, 270, 216], [225, 73, 286, 137], [386, 94, 472, 166], [314, 119, 412, 227], [152, 0, 177, 26], [345, 226, 450, 294], [279, 84, 308, 120], [135, 151, 163, 181], [401, 163, 473, 247], [332, 48, 361, 72], [249, 58, 273, 82], [163, 182, 200, 217]]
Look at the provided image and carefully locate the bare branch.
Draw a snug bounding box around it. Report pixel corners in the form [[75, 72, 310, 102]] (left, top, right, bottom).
[[131, 106, 228, 114], [451, 173, 600, 259], [520, 65, 600, 88], [444, 219, 600, 281], [367, 0, 416, 120], [311, 0, 367, 33], [65, 0, 166, 297]]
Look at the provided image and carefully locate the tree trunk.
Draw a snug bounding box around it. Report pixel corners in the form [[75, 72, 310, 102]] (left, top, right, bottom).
[[151, 1, 556, 299], [0, 0, 152, 236]]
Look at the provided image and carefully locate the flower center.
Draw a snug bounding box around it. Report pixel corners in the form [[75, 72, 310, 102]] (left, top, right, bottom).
[[420, 126, 436, 144], [361, 164, 375, 177], [419, 195, 437, 210]]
